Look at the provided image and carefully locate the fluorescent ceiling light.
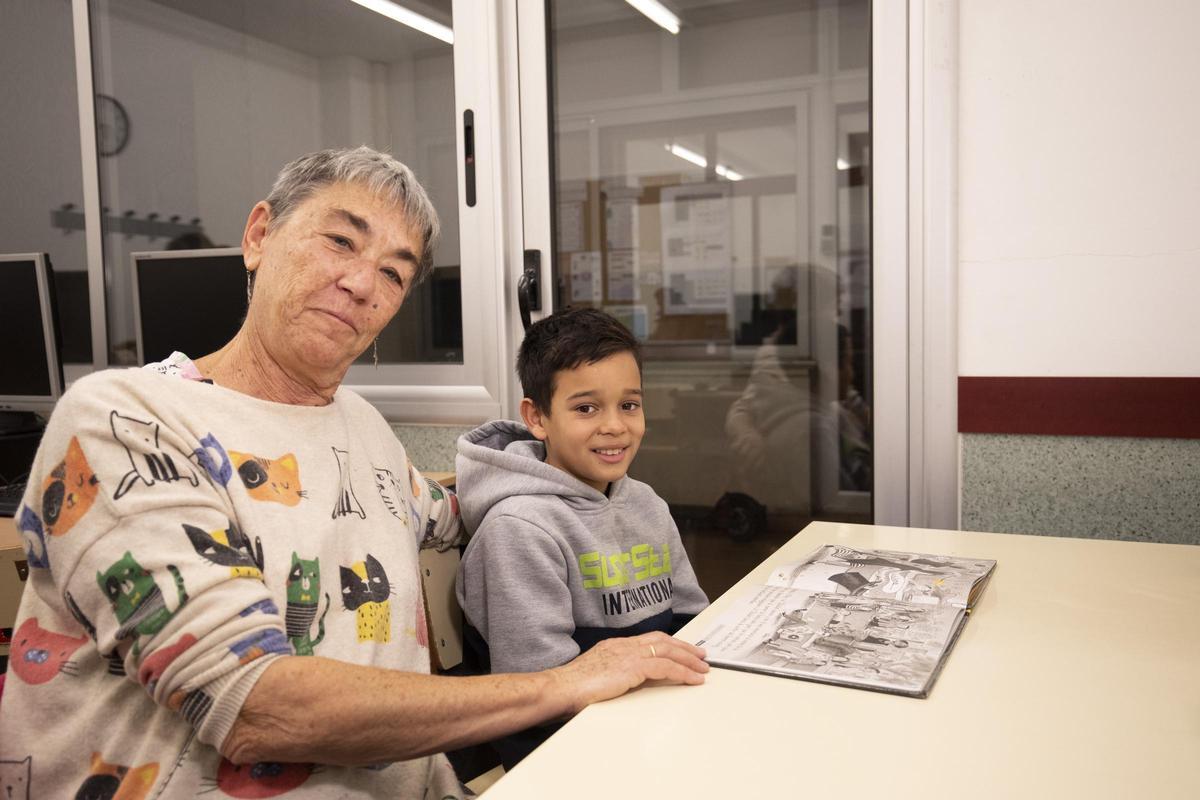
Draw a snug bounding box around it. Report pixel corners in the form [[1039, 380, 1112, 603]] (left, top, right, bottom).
[[715, 164, 743, 181], [667, 143, 706, 169], [666, 143, 745, 181], [349, 0, 453, 44], [625, 0, 681, 35]]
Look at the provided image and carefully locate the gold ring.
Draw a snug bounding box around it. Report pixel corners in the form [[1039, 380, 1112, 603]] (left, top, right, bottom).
[[649, 645, 657, 658]]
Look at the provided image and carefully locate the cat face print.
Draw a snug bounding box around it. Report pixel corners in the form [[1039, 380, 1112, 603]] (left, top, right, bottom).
[[9, 618, 89, 685], [339, 554, 391, 611], [96, 553, 188, 653], [110, 411, 199, 500], [205, 758, 313, 798], [229, 451, 306, 506], [341, 554, 392, 643], [0, 757, 30, 800], [184, 522, 263, 578], [286, 553, 330, 656], [40, 436, 99, 537], [191, 432, 233, 487], [97, 552, 158, 624], [287, 553, 321, 606], [17, 506, 49, 569], [73, 752, 158, 800]]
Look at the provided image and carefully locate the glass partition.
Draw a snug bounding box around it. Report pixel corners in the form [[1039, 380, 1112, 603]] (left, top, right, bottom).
[[547, 0, 872, 596], [0, 2, 92, 368], [87, 0, 462, 365]]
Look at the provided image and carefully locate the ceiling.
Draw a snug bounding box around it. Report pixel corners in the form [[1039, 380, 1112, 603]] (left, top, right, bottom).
[[552, 0, 822, 31], [147, 0, 453, 60]]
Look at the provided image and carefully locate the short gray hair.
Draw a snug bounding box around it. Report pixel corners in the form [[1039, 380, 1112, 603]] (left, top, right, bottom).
[[264, 146, 441, 285]]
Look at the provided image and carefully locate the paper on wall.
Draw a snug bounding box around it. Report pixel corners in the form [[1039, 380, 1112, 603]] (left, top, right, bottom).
[[569, 251, 602, 303]]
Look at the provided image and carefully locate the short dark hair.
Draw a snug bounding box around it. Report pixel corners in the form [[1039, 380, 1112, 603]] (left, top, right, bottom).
[[517, 307, 642, 413]]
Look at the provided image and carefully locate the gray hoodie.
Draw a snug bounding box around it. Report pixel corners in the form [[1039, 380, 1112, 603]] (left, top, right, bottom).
[[454, 420, 709, 674]]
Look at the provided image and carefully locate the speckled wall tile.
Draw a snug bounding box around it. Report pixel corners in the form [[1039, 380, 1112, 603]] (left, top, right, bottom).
[[961, 434, 1200, 545], [391, 424, 474, 473]]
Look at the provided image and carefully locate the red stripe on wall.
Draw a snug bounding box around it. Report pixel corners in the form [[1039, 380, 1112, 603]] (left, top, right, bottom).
[[958, 377, 1200, 438]]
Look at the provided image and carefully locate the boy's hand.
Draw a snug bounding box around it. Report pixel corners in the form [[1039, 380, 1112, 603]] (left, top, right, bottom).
[[548, 632, 709, 715]]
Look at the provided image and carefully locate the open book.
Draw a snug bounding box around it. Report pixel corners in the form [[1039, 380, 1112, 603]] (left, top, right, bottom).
[[693, 545, 996, 697]]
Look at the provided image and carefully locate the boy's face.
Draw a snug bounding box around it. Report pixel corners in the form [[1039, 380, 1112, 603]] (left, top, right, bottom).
[[521, 351, 645, 493]]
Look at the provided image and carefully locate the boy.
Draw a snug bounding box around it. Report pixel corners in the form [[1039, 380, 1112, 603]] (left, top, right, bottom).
[[455, 307, 709, 768]]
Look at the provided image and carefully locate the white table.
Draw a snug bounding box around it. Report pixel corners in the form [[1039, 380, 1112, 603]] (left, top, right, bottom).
[[483, 521, 1200, 799]]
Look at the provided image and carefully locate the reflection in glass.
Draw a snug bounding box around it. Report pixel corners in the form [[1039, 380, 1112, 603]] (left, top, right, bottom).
[[0, 2, 91, 366], [87, 0, 461, 365], [549, 0, 872, 596]]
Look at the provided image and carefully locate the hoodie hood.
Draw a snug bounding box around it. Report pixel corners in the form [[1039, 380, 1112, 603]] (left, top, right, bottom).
[[455, 419, 623, 533]]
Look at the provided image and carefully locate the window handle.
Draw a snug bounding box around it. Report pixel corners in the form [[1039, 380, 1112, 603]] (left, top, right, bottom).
[[518, 249, 542, 331], [463, 109, 476, 208]]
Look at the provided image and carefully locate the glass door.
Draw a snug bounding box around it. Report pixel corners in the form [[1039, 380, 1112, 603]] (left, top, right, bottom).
[[521, 0, 874, 597]]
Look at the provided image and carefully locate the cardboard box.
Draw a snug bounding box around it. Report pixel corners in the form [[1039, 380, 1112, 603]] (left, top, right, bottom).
[[0, 517, 27, 660]]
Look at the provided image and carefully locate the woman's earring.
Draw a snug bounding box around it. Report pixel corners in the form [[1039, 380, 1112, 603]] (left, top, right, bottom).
[[245, 270, 252, 305], [373, 338, 379, 368]]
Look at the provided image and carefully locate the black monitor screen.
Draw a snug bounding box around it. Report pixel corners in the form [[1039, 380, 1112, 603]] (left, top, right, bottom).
[[54, 270, 93, 364], [0, 258, 54, 397], [430, 272, 463, 351], [136, 251, 247, 364]]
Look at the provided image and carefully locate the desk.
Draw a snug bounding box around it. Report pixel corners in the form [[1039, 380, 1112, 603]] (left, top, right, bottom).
[[425, 471, 455, 487], [484, 521, 1200, 799]]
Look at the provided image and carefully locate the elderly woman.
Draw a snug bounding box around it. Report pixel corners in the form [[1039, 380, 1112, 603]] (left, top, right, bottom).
[[0, 147, 707, 797]]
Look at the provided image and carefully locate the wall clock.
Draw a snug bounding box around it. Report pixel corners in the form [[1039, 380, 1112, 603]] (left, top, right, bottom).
[[96, 93, 130, 157]]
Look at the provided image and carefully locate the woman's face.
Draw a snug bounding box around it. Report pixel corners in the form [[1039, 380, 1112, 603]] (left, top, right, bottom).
[[243, 181, 421, 375]]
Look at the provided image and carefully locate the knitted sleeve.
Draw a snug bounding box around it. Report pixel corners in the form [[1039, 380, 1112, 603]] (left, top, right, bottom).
[[408, 460, 463, 552], [18, 373, 288, 750]]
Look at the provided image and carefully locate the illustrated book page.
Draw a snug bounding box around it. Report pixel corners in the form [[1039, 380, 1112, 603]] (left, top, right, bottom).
[[694, 546, 996, 697]]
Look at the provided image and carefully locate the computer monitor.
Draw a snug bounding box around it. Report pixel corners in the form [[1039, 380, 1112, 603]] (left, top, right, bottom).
[[52, 269, 93, 364], [0, 253, 64, 415], [132, 248, 248, 365], [429, 267, 463, 352]]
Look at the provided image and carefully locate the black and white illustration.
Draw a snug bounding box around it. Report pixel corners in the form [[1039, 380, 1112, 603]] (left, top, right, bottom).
[[765, 545, 995, 607], [331, 447, 366, 519], [695, 545, 996, 697], [110, 410, 200, 500]]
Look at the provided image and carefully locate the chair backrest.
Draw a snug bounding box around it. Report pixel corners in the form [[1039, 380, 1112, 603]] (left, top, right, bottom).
[[419, 544, 464, 671]]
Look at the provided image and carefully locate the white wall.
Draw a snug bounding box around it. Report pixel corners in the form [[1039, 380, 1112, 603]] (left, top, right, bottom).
[[958, 0, 1200, 378]]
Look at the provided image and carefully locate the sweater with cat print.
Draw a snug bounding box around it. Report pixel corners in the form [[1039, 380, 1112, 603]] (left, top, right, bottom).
[[0, 364, 463, 799]]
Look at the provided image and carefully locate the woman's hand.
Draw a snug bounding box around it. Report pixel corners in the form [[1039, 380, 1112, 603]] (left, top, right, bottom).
[[548, 632, 709, 715]]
